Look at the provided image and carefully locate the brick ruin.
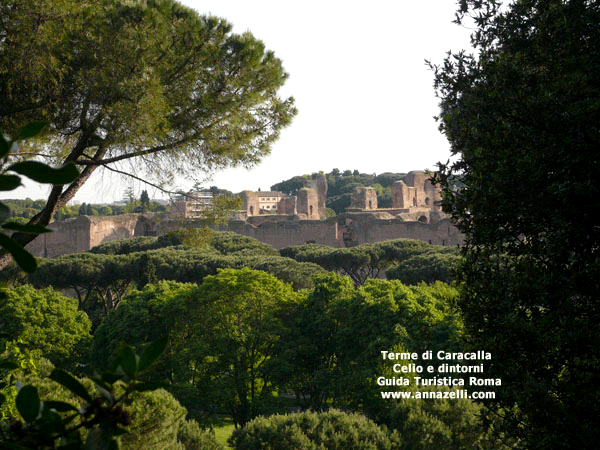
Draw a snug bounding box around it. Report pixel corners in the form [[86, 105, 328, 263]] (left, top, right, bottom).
[[26, 170, 463, 258], [238, 173, 328, 220]]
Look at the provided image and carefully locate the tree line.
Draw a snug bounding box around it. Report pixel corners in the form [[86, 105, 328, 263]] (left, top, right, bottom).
[[1, 230, 507, 449]]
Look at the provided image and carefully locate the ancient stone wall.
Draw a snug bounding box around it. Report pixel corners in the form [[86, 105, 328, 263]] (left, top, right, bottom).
[[225, 219, 338, 249], [391, 171, 442, 210], [301, 173, 327, 219], [277, 195, 297, 215], [24, 170, 459, 258], [240, 190, 260, 217], [27, 214, 157, 258], [297, 187, 320, 219], [350, 186, 378, 210], [27, 216, 91, 258], [26, 210, 463, 258]]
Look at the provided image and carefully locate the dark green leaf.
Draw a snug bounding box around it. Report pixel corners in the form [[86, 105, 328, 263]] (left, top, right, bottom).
[[44, 400, 79, 413], [14, 122, 47, 141], [50, 369, 93, 403], [8, 161, 79, 185], [137, 335, 168, 373], [117, 345, 137, 378], [1, 222, 52, 234], [0, 232, 37, 273], [0, 174, 21, 191], [0, 361, 19, 370], [16, 385, 40, 422], [97, 371, 122, 385], [111, 427, 128, 437]]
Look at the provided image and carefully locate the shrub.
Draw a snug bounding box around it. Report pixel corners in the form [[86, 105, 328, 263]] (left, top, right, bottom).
[[229, 409, 399, 450]]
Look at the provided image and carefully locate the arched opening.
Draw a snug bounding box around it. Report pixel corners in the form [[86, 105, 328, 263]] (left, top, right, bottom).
[[368, 200, 372, 209], [418, 215, 428, 223], [250, 206, 254, 215], [425, 197, 430, 206], [309, 205, 313, 216]]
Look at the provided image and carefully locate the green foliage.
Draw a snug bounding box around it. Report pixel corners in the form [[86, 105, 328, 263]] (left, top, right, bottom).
[[93, 270, 300, 428], [177, 419, 224, 450], [270, 176, 305, 196], [91, 281, 196, 376], [0, 337, 41, 421], [432, 0, 600, 447], [119, 388, 221, 450], [386, 386, 493, 450], [386, 247, 461, 285], [275, 274, 463, 413], [282, 239, 446, 286], [163, 227, 214, 250], [251, 257, 326, 290], [209, 231, 279, 257], [30, 253, 136, 318], [0, 0, 296, 265], [0, 285, 91, 366], [90, 236, 162, 255], [192, 268, 298, 428], [229, 409, 399, 450], [1, 336, 169, 449]]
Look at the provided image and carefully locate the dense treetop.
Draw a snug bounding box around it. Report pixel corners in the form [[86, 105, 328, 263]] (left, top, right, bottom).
[[0, 0, 296, 268], [432, 0, 600, 447]]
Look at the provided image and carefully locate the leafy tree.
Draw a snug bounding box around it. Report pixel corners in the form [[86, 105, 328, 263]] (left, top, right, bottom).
[[0, 0, 296, 270], [91, 281, 197, 382], [251, 256, 326, 290], [192, 268, 298, 428], [431, 0, 600, 447], [280, 242, 335, 263], [275, 274, 411, 413], [120, 388, 224, 450], [386, 247, 461, 285], [92, 271, 299, 428], [140, 190, 150, 210], [270, 175, 305, 196], [209, 231, 280, 257], [282, 239, 442, 286], [31, 253, 135, 317], [0, 285, 91, 367], [98, 205, 113, 216]]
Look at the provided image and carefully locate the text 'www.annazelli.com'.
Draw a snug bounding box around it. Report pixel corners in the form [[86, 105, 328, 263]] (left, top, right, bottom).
[[380, 390, 495, 400]]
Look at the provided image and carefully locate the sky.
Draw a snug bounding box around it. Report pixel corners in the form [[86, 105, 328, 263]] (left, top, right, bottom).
[[5, 0, 475, 204]]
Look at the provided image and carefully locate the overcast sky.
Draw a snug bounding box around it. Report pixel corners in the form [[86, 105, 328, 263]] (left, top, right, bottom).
[[6, 0, 474, 203]]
